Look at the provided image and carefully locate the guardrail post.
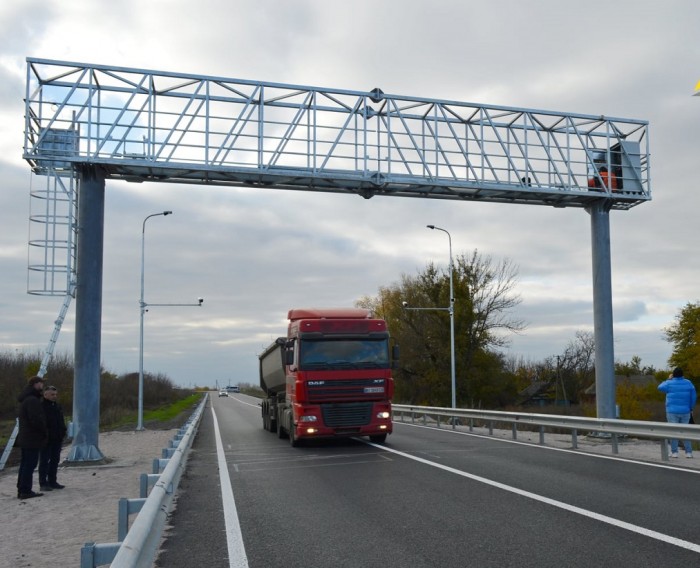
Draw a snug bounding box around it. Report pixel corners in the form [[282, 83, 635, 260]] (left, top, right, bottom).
[[539, 426, 545, 445], [511, 424, 517, 440], [118, 498, 146, 541], [153, 458, 169, 473], [423, 414, 427, 426], [488, 421, 493, 436], [140, 473, 161, 498], [80, 542, 121, 567], [469, 418, 474, 432], [81, 542, 96, 568], [572, 429, 578, 449], [437, 415, 441, 429], [117, 498, 128, 541], [661, 439, 669, 461], [611, 433, 619, 454]]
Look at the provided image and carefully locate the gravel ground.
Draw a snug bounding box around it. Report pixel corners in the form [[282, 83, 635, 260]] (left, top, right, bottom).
[[0, 429, 177, 568]]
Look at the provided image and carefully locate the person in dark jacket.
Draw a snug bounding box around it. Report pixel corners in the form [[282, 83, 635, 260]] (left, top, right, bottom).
[[658, 367, 697, 458], [16, 376, 48, 499], [39, 385, 67, 491]]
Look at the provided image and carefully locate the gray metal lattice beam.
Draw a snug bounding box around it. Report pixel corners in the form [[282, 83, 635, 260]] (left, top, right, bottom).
[[24, 58, 649, 211]]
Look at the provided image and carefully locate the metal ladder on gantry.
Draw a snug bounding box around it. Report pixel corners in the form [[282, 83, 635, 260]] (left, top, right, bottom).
[[22, 58, 650, 461]]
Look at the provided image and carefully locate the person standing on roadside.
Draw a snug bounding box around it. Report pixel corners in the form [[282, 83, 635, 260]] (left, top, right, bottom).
[[16, 376, 48, 499], [658, 367, 697, 458], [39, 385, 67, 492]]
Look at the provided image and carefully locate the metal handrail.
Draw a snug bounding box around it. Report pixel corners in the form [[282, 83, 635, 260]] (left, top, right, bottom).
[[392, 404, 700, 442], [80, 394, 208, 567], [110, 394, 207, 567]]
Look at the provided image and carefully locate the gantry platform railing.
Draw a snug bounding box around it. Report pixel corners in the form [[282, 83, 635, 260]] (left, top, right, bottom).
[[24, 57, 650, 211]]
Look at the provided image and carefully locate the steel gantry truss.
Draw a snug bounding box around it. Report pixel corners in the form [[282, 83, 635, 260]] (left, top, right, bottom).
[[21, 58, 652, 461], [24, 58, 649, 210]]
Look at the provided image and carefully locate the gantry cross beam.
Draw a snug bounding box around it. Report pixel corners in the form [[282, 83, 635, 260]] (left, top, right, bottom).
[[24, 58, 649, 210]]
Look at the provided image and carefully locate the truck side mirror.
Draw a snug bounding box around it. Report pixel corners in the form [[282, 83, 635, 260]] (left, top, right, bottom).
[[284, 349, 294, 366]]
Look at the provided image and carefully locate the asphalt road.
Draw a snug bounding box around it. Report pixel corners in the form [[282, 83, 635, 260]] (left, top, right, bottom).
[[156, 395, 700, 567]]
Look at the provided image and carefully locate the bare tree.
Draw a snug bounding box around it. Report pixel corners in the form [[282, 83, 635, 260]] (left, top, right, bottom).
[[358, 250, 525, 406]]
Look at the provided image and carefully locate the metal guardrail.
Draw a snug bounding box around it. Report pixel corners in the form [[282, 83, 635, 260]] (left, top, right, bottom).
[[392, 404, 700, 460], [80, 394, 208, 568]]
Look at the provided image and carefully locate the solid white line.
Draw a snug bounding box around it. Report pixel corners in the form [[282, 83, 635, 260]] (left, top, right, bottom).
[[212, 406, 249, 568], [396, 421, 700, 474], [367, 441, 700, 554]]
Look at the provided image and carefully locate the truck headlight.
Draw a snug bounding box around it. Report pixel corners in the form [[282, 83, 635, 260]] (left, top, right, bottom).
[[300, 415, 318, 422], [376, 411, 391, 419]]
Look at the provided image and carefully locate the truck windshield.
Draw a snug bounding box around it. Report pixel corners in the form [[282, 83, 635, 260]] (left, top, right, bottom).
[[300, 339, 389, 370]]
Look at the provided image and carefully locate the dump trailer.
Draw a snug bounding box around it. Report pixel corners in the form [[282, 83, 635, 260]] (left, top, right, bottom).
[[259, 308, 397, 446]]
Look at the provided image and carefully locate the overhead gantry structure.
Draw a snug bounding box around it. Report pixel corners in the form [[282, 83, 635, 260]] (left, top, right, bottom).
[[22, 58, 650, 460]]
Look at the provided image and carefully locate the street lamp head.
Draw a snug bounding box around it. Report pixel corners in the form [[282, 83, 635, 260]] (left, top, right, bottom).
[[163, 210, 173, 216], [427, 224, 435, 230], [198, 297, 204, 305]]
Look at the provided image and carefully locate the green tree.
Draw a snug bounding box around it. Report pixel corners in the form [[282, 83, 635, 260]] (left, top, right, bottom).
[[664, 302, 700, 378], [614, 355, 657, 377], [358, 250, 524, 407]]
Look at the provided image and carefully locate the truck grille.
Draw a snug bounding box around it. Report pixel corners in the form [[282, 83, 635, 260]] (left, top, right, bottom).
[[307, 378, 385, 403], [322, 402, 372, 427]]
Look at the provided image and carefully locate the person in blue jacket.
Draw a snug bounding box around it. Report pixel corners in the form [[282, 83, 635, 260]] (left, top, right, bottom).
[[658, 367, 697, 458]]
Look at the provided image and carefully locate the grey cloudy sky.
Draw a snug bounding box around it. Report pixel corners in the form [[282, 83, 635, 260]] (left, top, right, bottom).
[[1, 0, 698, 387]]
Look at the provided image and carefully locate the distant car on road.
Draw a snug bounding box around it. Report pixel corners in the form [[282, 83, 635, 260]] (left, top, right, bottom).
[[218, 390, 229, 397], [226, 385, 240, 393]]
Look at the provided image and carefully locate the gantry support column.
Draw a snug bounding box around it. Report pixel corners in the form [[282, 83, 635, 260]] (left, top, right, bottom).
[[588, 201, 616, 419], [66, 166, 106, 462]]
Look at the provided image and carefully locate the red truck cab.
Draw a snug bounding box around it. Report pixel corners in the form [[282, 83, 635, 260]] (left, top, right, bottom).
[[260, 308, 397, 445]]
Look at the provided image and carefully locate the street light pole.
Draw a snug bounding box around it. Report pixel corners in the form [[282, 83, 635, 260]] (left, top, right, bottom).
[[138, 211, 172, 431], [427, 224, 456, 410]]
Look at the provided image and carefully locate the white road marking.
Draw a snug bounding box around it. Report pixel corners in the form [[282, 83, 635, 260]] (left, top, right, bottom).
[[366, 441, 700, 554], [397, 421, 700, 474], [212, 406, 249, 567]]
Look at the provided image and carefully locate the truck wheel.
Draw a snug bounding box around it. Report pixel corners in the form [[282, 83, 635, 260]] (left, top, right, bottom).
[[269, 418, 277, 434], [289, 423, 300, 447], [277, 417, 287, 439], [369, 434, 387, 444]]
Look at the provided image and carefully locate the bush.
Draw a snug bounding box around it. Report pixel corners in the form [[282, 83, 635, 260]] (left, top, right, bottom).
[[0, 350, 194, 440]]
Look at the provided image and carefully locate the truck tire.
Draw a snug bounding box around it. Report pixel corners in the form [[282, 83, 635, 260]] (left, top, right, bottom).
[[269, 417, 277, 434], [369, 434, 387, 444], [262, 402, 271, 431], [289, 422, 300, 447], [277, 410, 288, 439]]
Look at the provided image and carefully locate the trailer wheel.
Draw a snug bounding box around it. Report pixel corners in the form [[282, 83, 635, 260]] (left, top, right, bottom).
[[369, 434, 387, 444], [262, 402, 272, 431], [269, 417, 277, 434]]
